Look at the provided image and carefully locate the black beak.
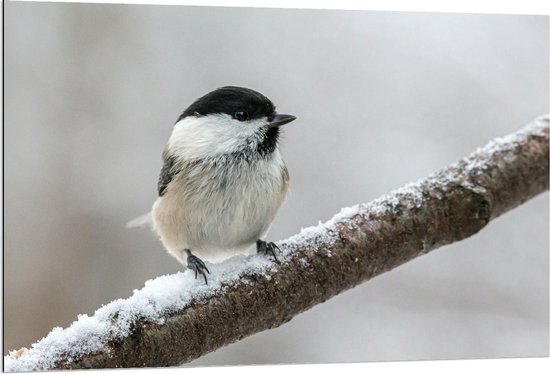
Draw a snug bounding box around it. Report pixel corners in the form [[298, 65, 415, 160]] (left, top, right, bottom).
[[267, 114, 296, 128]]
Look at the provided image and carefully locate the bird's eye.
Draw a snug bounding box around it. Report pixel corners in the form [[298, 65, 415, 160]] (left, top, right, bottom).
[[234, 110, 249, 121]]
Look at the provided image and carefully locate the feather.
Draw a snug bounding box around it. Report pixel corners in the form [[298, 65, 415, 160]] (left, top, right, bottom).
[[126, 212, 153, 230]]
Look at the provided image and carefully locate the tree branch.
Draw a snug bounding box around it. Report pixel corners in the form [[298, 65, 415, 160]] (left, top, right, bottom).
[[5, 115, 549, 371]]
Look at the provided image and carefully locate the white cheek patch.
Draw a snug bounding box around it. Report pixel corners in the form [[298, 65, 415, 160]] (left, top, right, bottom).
[[168, 114, 267, 159]]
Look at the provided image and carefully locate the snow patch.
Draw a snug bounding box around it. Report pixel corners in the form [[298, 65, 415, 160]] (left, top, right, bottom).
[[4, 255, 276, 372]]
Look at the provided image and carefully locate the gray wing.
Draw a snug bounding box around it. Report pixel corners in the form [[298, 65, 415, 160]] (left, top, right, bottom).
[[158, 150, 182, 197]]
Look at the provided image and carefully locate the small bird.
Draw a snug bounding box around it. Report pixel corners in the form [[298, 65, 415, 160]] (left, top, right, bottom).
[[128, 86, 296, 284]]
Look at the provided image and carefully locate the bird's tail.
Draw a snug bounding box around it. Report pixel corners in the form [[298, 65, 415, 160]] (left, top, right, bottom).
[[126, 212, 153, 230]]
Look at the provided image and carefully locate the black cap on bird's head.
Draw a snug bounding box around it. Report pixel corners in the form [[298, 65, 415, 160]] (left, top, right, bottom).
[[177, 86, 296, 128]]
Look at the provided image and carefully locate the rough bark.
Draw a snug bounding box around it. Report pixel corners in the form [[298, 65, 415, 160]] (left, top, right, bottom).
[[5, 115, 549, 371]]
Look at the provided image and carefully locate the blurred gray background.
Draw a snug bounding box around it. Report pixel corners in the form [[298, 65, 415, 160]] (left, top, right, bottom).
[[3, 1, 549, 365]]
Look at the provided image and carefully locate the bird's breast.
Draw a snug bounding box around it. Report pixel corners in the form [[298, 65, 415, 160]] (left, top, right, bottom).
[[152, 151, 288, 262]]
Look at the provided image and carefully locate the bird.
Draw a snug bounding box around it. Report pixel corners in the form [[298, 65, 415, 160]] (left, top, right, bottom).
[[127, 86, 296, 284]]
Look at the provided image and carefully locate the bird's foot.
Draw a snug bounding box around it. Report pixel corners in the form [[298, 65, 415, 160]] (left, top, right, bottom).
[[256, 240, 280, 264], [184, 249, 210, 284]]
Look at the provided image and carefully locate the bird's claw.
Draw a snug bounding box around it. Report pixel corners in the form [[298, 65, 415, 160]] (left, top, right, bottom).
[[185, 249, 210, 284], [256, 240, 281, 264]]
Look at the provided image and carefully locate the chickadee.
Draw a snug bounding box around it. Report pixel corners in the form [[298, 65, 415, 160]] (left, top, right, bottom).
[[128, 86, 296, 284]]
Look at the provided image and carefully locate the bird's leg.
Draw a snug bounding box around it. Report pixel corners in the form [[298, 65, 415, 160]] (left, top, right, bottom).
[[184, 249, 210, 284], [256, 239, 280, 264]]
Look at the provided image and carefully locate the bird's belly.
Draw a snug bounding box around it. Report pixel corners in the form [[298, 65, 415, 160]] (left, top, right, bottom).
[[152, 156, 287, 263]]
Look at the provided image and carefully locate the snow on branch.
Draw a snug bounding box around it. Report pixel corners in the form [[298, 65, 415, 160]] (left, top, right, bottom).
[[5, 115, 549, 371]]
